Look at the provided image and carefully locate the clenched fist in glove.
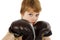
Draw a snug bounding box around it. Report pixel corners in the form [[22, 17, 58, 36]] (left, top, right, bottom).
[[9, 19, 34, 40], [34, 21, 52, 40], [9, 19, 52, 40]]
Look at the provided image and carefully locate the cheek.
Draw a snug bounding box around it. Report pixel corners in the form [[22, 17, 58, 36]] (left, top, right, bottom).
[[34, 17, 39, 21], [26, 17, 33, 22], [27, 16, 32, 21], [35, 18, 38, 21], [23, 15, 32, 22]]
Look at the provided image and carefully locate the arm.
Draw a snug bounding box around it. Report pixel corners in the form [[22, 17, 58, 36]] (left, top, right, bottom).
[[42, 37, 51, 40], [18, 36, 23, 40], [2, 32, 23, 40], [2, 32, 15, 40]]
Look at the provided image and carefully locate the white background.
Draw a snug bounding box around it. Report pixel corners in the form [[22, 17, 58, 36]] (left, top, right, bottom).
[[0, 0, 60, 40]]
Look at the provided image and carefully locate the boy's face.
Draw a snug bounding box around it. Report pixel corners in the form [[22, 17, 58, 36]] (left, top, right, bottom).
[[21, 8, 40, 24]]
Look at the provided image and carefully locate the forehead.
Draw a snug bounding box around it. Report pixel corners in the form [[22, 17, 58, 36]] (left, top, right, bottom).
[[26, 7, 39, 14]]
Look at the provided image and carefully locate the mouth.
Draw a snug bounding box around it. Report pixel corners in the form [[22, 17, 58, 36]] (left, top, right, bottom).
[[31, 22, 35, 24]]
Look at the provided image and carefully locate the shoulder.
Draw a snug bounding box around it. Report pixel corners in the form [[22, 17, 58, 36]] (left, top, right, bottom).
[[11, 19, 22, 24]]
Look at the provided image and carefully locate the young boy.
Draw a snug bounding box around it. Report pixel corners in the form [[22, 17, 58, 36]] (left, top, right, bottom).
[[2, 0, 52, 40]]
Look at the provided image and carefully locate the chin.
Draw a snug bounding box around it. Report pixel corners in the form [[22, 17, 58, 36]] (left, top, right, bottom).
[[30, 22, 35, 24]]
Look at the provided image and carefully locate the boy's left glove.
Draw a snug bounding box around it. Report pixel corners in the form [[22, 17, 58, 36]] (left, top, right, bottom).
[[34, 21, 52, 40]]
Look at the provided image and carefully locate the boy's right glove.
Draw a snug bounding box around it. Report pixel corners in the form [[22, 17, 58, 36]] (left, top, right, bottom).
[[9, 19, 34, 40]]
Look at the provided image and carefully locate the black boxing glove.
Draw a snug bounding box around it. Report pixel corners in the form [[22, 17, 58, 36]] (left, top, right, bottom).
[[34, 21, 52, 40], [9, 19, 34, 39]]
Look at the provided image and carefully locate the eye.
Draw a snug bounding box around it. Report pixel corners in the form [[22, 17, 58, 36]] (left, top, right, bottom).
[[29, 13, 33, 16], [36, 14, 39, 17]]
